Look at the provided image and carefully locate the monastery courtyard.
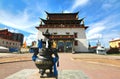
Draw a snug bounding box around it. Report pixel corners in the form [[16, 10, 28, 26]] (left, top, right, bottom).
[[0, 53, 120, 79]]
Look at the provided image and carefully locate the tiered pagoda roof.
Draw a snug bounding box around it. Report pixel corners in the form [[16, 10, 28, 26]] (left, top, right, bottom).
[[36, 12, 88, 29], [40, 18, 84, 25], [45, 11, 79, 20]]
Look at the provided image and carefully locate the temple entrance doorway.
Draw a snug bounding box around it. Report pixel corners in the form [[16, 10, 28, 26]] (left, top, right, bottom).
[[57, 40, 73, 52], [58, 41, 64, 52], [65, 41, 73, 52]]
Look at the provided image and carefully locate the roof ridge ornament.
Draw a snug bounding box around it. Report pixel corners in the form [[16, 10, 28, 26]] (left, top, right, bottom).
[[80, 17, 86, 25], [43, 29, 51, 38], [45, 11, 49, 14]]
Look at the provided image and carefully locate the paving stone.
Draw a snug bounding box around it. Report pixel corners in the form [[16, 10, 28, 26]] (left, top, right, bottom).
[[5, 69, 89, 79], [58, 70, 89, 79], [5, 69, 37, 79]]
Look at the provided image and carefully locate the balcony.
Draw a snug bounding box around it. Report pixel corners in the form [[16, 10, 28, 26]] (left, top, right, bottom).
[[50, 35, 75, 40]]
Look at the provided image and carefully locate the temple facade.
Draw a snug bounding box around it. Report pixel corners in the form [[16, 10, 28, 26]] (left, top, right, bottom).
[[36, 12, 88, 52]]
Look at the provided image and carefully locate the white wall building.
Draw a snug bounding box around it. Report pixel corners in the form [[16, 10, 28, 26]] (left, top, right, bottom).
[[0, 38, 20, 49], [0, 29, 24, 52], [36, 12, 88, 53]]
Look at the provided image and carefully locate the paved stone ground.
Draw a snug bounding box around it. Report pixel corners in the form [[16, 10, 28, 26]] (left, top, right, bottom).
[[5, 69, 89, 79], [0, 53, 32, 64], [5, 69, 36, 79], [1, 53, 120, 79], [58, 70, 89, 79]]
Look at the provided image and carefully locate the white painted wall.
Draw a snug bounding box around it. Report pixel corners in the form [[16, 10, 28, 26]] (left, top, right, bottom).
[[37, 28, 88, 52], [0, 38, 20, 48]]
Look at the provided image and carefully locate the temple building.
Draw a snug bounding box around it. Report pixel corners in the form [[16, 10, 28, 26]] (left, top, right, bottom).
[[0, 28, 24, 52], [36, 12, 88, 52]]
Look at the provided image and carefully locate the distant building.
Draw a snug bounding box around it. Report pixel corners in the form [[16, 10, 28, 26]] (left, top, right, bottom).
[[89, 41, 106, 54], [0, 37, 20, 48], [109, 39, 120, 48], [0, 29, 24, 52], [89, 46, 97, 53], [36, 12, 88, 52]]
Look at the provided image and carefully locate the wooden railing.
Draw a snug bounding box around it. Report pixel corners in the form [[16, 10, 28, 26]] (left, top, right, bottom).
[[50, 35, 75, 39]]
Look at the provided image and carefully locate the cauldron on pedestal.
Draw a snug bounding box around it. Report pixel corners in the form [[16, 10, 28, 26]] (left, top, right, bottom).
[[35, 56, 53, 69], [32, 29, 58, 78]]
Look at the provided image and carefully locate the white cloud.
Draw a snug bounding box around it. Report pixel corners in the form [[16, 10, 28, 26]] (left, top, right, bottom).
[[0, 0, 48, 34], [87, 13, 120, 40], [72, 0, 89, 11], [86, 21, 106, 40], [9, 28, 19, 33], [86, 14, 120, 47], [63, 10, 71, 13], [24, 33, 37, 46], [0, 9, 39, 34], [88, 33, 102, 40], [2, 27, 19, 33], [64, 0, 89, 12], [102, 3, 112, 10], [0, 1, 49, 46], [101, 0, 120, 12], [87, 26, 105, 38]]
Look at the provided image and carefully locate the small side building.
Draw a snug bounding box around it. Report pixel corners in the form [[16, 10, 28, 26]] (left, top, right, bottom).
[[89, 41, 106, 55], [109, 39, 120, 48]]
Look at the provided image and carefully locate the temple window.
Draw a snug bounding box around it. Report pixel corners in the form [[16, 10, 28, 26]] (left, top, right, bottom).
[[118, 43, 120, 48], [2, 41, 4, 44], [60, 24, 63, 27], [6, 41, 8, 44], [74, 40, 78, 46], [66, 32, 70, 35], [54, 32, 57, 35], [74, 32, 78, 38]]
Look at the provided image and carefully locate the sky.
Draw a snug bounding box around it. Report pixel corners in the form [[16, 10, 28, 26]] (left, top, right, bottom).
[[0, 0, 120, 47]]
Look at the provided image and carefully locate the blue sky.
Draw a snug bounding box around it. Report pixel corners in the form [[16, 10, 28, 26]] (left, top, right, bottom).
[[0, 0, 120, 47]]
